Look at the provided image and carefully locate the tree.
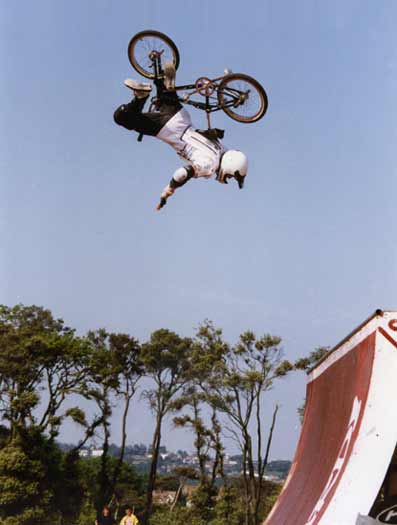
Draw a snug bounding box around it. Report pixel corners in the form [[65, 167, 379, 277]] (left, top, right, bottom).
[[0, 304, 93, 523], [213, 484, 245, 525], [0, 304, 91, 441], [294, 346, 330, 373], [140, 329, 193, 524], [0, 427, 84, 525], [108, 332, 143, 505], [171, 322, 229, 522], [0, 433, 52, 525], [85, 329, 142, 511], [202, 328, 293, 525], [173, 387, 221, 486], [54, 449, 86, 525], [174, 322, 228, 488]]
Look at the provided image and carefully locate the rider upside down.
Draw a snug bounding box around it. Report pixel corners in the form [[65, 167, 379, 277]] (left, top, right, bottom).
[[113, 62, 248, 211]]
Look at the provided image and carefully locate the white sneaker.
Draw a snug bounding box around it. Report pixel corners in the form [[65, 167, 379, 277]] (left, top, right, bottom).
[[163, 61, 176, 90], [124, 79, 152, 98]]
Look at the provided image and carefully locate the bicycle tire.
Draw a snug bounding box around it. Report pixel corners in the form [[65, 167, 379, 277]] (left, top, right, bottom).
[[218, 73, 268, 123], [128, 30, 180, 79]]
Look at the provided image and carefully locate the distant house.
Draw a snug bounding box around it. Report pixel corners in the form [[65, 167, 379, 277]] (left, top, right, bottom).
[[78, 447, 104, 458]]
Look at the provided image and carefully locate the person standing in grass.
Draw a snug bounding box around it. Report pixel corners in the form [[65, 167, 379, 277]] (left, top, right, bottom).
[[95, 506, 116, 525], [120, 507, 139, 525]]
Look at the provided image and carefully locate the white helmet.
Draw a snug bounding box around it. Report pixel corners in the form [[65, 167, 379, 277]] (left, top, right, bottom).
[[217, 150, 248, 188]]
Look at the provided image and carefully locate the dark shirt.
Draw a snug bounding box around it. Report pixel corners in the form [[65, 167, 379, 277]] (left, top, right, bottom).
[[97, 515, 116, 525]]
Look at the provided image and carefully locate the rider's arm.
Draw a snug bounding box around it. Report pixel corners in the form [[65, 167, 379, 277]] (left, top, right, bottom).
[[156, 166, 195, 210]]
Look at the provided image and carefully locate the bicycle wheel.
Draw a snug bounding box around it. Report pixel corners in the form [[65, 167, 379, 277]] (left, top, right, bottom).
[[218, 73, 268, 123], [128, 30, 180, 79]]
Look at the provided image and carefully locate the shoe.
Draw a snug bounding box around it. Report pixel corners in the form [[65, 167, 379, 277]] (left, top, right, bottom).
[[163, 61, 176, 90], [124, 79, 152, 98]]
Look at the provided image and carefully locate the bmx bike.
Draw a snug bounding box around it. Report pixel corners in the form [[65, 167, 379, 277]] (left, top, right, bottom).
[[128, 30, 268, 129]]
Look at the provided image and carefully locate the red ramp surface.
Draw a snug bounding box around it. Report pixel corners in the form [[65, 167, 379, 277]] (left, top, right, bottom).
[[265, 310, 397, 525]]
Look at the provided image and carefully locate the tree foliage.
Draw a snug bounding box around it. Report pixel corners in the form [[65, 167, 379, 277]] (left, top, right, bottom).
[[0, 428, 83, 525], [0, 303, 322, 524], [0, 304, 90, 441], [196, 324, 293, 525], [140, 329, 193, 523]]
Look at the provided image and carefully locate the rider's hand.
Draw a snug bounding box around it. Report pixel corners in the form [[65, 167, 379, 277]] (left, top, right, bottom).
[[156, 186, 174, 211], [156, 197, 167, 211]]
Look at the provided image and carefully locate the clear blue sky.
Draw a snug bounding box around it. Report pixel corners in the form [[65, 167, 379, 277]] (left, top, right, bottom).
[[2, 0, 397, 459]]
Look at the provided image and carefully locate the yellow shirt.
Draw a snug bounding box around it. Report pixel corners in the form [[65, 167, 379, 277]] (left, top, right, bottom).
[[120, 514, 139, 525]]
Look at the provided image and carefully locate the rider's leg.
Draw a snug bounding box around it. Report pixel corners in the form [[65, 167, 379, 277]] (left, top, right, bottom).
[[113, 94, 151, 130], [153, 60, 178, 104], [114, 94, 183, 136], [114, 69, 182, 135], [163, 61, 176, 91], [126, 95, 148, 113]]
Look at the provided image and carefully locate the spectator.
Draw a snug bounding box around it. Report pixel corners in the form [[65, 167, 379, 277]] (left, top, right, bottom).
[[95, 505, 116, 525], [120, 507, 139, 525]]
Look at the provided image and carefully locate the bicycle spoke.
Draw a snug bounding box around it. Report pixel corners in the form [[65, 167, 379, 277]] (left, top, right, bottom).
[[128, 30, 180, 80], [130, 34, 178, 77], [222, 79, 262, 118], [134, 38, 153, 72]]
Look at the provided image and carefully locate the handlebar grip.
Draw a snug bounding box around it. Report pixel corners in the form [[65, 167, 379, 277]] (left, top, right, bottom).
[[137, 133, 144, 142]]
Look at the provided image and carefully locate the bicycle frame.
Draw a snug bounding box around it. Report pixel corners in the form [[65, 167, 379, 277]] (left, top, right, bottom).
[[149, 51, 250, 128]]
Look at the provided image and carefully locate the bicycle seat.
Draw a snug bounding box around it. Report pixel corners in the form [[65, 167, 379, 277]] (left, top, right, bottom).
[[195, 128, 224, 140]]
